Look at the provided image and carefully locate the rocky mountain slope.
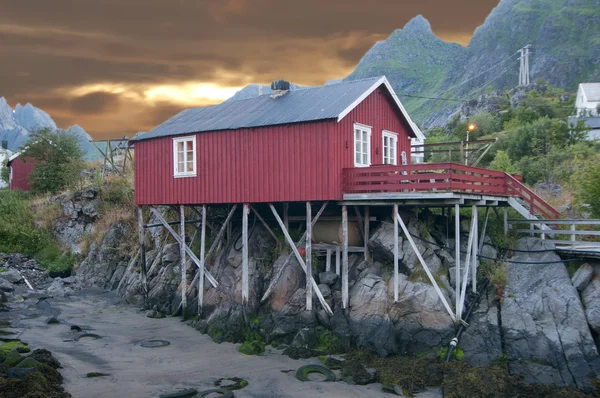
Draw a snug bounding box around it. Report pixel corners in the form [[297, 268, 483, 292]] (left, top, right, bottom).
[[347, 0, 600, 127], [0, 97, 102, 161]]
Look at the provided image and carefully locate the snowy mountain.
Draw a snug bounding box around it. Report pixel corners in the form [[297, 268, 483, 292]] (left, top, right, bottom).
[[0, 97, 102, 161]]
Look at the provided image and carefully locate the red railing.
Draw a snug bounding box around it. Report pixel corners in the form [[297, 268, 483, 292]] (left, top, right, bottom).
[[342, 163, 560, 219]]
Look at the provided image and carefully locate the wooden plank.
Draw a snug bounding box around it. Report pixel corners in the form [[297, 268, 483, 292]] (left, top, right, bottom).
[[335, 246, 341, 276], [397, 212, 456, 322], [260, 202, 328, 303], [242, 203, 249, 305], [393, 204, 399, 303], [509, 219, 600, 225], [454, 204, 461, 320], [325, 249, 331, 272], [268, 204, 332, 315], [137, 207, 148, 306], [342, 205, 349, 309], [312, 243, 364, 252], [306, 202, 312, 311], [179, 205, 187, 318], [149, 207, 218, 288], [364, 206, 370, 262], [472, 205, 478, 293], [198, 204, 206, 315]]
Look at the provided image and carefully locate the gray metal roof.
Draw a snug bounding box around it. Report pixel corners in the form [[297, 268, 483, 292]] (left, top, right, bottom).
[[570, 116, 600, 129], [132, 77, 386, 142]]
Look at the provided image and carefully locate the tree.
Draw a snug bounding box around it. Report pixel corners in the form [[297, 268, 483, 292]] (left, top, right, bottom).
[[21, 128, 85, 194], [489, 151, 517, 173], [0, 159, 8, 185]]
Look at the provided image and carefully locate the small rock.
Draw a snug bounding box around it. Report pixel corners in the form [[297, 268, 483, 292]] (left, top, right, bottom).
[[82, 201, 99, 219], [319, 271, 339, 286], [572, 263, 593, 292], [61, 276, 75, 285], [81, 186, 98, 199], [0, 269, 22, 284], [47, 317, 60, 325], [317, 284, 332, 299], [0, 278, 14, 293], [46, 279, 67, 297], [146, 309, 158, 318]]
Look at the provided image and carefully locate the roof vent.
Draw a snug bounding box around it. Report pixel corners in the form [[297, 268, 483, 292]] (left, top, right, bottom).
[[270, 80, 290, 98]]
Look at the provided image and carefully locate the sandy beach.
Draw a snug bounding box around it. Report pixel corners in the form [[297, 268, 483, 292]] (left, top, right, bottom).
[[12, 289, 401, 398]]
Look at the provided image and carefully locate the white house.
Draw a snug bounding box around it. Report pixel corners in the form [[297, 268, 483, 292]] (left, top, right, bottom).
[[0, 147, 13, 189], [576, 83, 600, 116]]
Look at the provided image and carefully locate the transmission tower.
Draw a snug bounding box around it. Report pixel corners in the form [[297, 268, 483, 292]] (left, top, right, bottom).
[[518, 44, 532, 86]]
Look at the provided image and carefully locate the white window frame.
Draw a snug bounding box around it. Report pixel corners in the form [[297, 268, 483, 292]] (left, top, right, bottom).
[[353, 123, 372, 167], [382, 130, 398, 165], [173, 135, 197, 178]]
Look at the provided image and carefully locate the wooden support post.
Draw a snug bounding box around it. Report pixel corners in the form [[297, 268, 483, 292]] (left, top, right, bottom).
[[137, 207, 148, 307], [342, 205, 349, 309], [179, 205, 187, 318], [571, 224, 576, 242], [283, 203, 289, 233], [227, 205, 233, 243], [306, 202, 313, 311], [503, 207, 509, 235], [149, 207, 218, 287], [198, 204, 206, 315], [364, 206, 370, 261], [472, 205, 478, 293], [251, 207, 278, 242], [242, 203, 249, 305], [326, 249, 332, 272], [396, 212, 456, 322], [478, 207, 490, 254], [458, 211, 477, 318], [268, 204, 332, 315], [454, 204, 461, 320], [393, 204, 399, 303], [335, 247, 341, 276]]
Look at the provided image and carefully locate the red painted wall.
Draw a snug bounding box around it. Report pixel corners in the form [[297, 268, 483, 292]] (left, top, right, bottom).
[[9, 157, 35, 191], [135, 86, 413, 205]]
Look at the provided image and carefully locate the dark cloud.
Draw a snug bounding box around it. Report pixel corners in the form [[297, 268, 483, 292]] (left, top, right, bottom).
[[70, 92, 120, 114], [0, 0, 500, 139]]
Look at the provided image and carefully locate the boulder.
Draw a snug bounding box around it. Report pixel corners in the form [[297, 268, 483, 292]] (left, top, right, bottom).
[[0, 278, 14, 292], [572, 263, 594, 292], [501, 238, 599, 390], [389, 274, 454, 355], [368, 222, 407, 272], [269, 255, 305, 312], [317, 284, 331, 299], [582, 277, 600, 335], [46, 279, 68, 297], [0, 269, 21, 284], [82, 200, 99, 219], [458, 286, 503, 366], [348, 273, 397, 356], [319, 271, 339, 286], [161, 243, 180, 264]]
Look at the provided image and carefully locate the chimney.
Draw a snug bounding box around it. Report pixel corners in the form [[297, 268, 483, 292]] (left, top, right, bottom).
[[270, 80, 290, 99]]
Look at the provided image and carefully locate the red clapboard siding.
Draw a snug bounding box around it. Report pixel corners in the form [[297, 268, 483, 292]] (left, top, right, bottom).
[[9, 157, 35, 191], [134, 86, 413, 205]]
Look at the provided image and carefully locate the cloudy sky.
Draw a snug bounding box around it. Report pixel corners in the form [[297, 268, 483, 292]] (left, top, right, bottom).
[[0, 0, 499, 140]]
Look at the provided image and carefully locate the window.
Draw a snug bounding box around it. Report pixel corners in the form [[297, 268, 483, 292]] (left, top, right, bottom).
[[173, 136, 196, 177], [354, 123, 371, 167], [382, 130, 398, 165]]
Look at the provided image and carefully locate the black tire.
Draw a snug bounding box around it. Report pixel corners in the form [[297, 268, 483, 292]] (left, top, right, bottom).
[[295, 364, 336, 382], [74, 333, 102, 341], [215, 377, 248, 390], [196, 389, 234, 398], [158, 388, 198, 398], [140, 340, 170, 348]]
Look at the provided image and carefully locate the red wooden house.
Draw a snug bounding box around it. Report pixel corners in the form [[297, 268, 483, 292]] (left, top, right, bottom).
[[132, 76, 423, 205], [7, 153, 34, 191], [131, 76, 560, 320]]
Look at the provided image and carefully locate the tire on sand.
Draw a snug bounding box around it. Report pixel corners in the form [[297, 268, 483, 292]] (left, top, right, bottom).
[[197, 388, 234, 397], [295, 364, 336, 382]]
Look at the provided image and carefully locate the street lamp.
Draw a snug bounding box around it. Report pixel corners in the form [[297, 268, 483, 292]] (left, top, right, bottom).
[[465, 123, 477, 165]]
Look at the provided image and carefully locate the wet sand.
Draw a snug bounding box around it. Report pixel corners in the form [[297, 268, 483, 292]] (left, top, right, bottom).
[[14, 289, 395, 398]]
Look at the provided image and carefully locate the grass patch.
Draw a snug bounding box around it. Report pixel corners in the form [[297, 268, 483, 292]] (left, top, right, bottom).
[[479, 260, 508, 298], [86, 372, 110, 378]]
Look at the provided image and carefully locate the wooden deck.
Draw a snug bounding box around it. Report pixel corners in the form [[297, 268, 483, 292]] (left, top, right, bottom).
[[342, 163, 560, 219]]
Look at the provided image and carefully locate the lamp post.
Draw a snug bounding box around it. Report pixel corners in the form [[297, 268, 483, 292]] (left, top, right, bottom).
[[465, 123, 477, 165]]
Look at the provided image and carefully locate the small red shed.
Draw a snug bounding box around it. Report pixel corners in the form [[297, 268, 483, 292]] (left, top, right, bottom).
[[7, 153, 35, 191], [132, 76, 423, 205]]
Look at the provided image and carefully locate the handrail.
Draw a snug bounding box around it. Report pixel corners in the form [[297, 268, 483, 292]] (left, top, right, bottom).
[[342, 162, 561, 220]]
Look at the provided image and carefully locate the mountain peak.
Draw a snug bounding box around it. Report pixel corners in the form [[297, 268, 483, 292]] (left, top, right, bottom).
[[403, 15, 433, 33]]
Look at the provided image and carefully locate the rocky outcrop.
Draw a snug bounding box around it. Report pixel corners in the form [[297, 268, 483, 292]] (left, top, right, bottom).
[[501, 238, 599, 390]]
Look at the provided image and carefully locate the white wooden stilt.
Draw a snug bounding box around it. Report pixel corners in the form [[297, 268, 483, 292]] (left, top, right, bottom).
[[326, 249, 332, 272], [137, 207, 148, 306], [335, 247, 341, 276], [479, 207, 490, 254], [393, 204, 399, 303], [242, 203, 249, 305], [472, 205, 478, 293], [268, 204, 332, 315], [149, 208, 218, 287], [342, 205, 349, 309], [396, 212, 456, 322], [454, 204, 461, 320], [364, 206, 370, 261], [179, 205, 187, 318], [306, 202, 313, 311], [198, 204, 206, 314], [458, 211, 477, 317]]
